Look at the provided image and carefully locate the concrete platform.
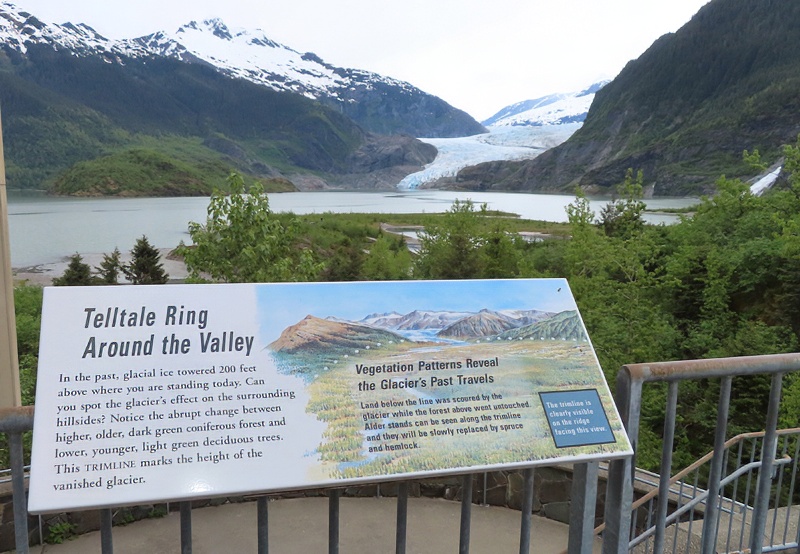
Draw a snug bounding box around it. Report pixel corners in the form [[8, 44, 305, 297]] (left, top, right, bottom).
[[17, 497, 600, 553]]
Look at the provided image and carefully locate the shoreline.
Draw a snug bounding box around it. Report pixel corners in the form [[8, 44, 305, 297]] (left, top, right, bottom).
[[12, 248, 189, 286]]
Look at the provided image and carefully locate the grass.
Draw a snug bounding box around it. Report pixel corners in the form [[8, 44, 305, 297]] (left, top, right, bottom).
[[277, 338, 626, 480]]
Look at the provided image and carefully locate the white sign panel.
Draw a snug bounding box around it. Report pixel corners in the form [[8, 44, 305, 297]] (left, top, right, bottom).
[[29, 279, 631, 513]]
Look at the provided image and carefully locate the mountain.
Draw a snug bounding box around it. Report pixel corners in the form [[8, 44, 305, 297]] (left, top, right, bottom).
[[437, 308, 557, 338], [437, 309, 519, 338], [391, 310, 474, 331], [455, 0, 800, 196], [127, 19, 485, 138], [496, 311, 585, 342], [0, 3, 478, 192], [482, 81, 608, 128]]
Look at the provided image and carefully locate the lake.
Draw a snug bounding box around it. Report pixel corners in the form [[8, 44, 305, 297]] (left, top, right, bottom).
[[6, 190, 698, 268]]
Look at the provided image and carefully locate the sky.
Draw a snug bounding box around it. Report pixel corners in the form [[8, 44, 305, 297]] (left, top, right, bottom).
[[12, 0, 710, 121]]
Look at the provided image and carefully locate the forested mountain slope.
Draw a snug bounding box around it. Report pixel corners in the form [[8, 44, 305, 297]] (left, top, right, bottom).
[[456, 0, 800, 196]]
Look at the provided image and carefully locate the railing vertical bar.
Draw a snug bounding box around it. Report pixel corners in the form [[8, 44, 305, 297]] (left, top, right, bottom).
[[653, 381, 679, 554], [459, 474, 473, 554], [784, 436, 800, 545], [395, 482, 408, 554], [483, 472, 488, 506], [642, 499, 653, 554], [602, 370, 641, 554], [749, 372, 783, 554], [257, 496, 269, 554], [769, 436, 789, 546], [180, 501, 192, 554], [672, 479, 684, 554], [685, 469, 699, 553], [700, 375, 732, 553], [100, 508, 114, 554], [719, 445, 731, 551], [9, 431, 29, 554], [726, 439, 746, 553], [329, 489, 340, 554], [519, 467, 534, 554], [738, 438, 758, 550], [568, 462, 598, 554]]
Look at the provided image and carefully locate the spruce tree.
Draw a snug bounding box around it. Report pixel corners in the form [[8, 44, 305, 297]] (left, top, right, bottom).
[[52, 253, 93, 286], [96, 247, 122, 285], [123, 236, 168, 284]]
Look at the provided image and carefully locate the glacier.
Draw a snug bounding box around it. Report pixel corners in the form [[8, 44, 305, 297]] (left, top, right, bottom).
[[398, 124, 582, 190]]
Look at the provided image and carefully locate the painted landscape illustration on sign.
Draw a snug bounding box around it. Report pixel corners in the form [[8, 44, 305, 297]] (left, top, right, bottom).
[[259, 280, 627, 480]]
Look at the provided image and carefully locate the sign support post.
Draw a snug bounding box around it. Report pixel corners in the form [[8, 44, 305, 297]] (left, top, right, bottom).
[[0, 108, 21, 408]]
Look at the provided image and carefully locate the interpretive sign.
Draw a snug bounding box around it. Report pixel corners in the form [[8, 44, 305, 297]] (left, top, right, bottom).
[[29, 278, 631, 513]]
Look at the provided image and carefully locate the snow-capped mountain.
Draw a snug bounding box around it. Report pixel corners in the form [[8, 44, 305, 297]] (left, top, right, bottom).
[[133, 19, 406, 101], [0, 2, 483, 138], [0, 2, 114, 54], [482, 81, 609, 127]]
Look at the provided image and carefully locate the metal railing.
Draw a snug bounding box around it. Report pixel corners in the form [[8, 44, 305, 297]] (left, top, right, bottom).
[[0, 411, 547, 554], [4, 353, 800, 553], [0, 406, 33, 553], [601, 353, 800, 554], [595, 429, 800, 553]]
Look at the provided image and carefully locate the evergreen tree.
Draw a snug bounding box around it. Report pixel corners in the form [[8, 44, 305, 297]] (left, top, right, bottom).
[[123, 236, 168, 284], [96, 247, 122, 285], [52, 253, 93, 286]]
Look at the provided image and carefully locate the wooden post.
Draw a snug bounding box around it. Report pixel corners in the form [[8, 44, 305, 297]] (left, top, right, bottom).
[[0, 108, 21, 407]]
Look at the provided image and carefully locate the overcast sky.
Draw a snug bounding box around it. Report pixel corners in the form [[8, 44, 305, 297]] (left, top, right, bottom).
[[14, 0, 710, 121]]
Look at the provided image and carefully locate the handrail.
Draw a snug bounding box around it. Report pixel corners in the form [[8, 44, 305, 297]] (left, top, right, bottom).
[[587, 429, 799, 539], [0, 405, 34, 554], [629, 455, 793, 548], [601, 354, 799, 554], [558, 429, 800, 554]]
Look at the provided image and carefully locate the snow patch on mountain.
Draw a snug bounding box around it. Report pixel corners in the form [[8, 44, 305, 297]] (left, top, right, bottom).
[[750, 165, 782, 196], [0, 1, 113, 54], [483, 81, 609, 127]]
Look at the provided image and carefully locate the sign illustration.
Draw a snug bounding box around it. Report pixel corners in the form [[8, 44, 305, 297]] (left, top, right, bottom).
[[29, 279, 631, 513]]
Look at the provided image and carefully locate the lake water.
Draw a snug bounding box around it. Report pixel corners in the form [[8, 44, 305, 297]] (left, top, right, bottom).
[[6, 190, 698, 268]]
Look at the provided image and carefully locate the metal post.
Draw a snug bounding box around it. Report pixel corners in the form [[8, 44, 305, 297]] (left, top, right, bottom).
[[180, 501, 192, 554], [0, 108, 22, 408], [603, 368, 642, 554], [329, 489, 340, 554], [653, 381, 679, 553], [257, 496, 269, 554], [519, 467, 534, 554], [569, 462, 599, 554], [100, 508, 114, 554], [459, 474, 473, 554], [396, 482, 408, 554], [9, 430, 28, 554], [749, 373, 783, 553], [699, 376, 732, 553]]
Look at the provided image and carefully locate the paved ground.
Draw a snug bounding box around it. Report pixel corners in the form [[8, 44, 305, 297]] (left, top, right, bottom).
[[16, 497, 600, 554]]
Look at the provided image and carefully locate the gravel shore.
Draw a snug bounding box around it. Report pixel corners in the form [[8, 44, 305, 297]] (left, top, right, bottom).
[[12, 248, 189, 286]]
